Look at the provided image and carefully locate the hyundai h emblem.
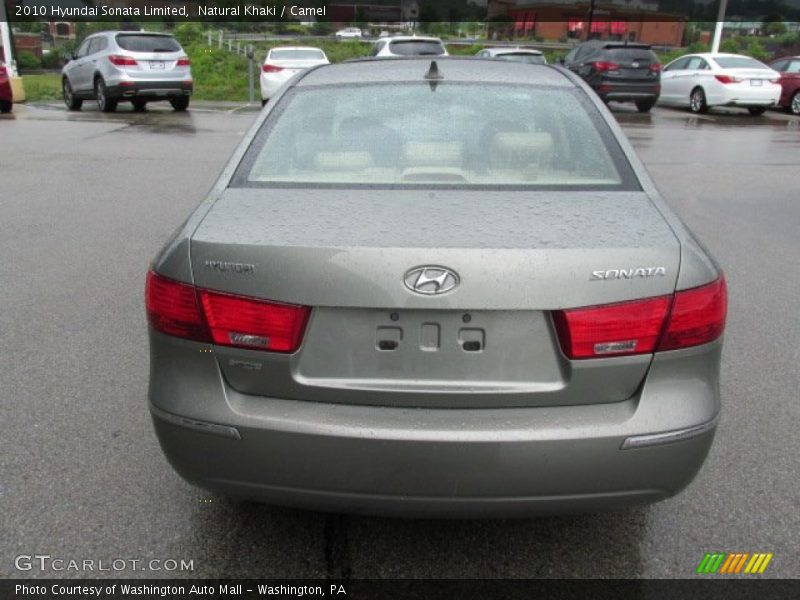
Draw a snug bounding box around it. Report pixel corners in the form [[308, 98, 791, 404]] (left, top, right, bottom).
[[404, 266, 459, 295]]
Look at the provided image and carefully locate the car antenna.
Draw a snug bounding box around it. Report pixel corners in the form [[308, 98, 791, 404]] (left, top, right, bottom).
[[425, 60, 443, 91]]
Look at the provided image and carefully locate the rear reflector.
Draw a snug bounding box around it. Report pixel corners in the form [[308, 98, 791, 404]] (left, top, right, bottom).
[[145, 271, 209, 342], [657, 277, 727, 352], [146, 270, 311, 353], [108, 55, 138, 66], [553, 277, 726, 360]]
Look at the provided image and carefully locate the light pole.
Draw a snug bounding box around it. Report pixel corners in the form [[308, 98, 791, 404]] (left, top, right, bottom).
[[711, 0, 728, 53]]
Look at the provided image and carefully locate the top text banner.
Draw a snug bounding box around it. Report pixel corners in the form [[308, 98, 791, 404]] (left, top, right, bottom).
[[8, 1, 800, 24]]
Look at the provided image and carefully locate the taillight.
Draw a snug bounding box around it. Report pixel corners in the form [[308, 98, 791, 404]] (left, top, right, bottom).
[[657, 278, 727, 352], [146, 270, 311, 352], [108, 55, 137, 66], [592, 61, 619, 72], [198, 290, 310, 353], [715, 74, 742, 84], [553, 296, 672, 359], [145, 271, 209, 342], [649, 63, 662, 73], [262, 64, 283, 73], [176, 56, 191, 66], [553, 277, 726, 360]]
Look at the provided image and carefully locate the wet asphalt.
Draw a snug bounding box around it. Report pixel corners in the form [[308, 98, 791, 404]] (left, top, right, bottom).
[[0, 101, 798, 579]]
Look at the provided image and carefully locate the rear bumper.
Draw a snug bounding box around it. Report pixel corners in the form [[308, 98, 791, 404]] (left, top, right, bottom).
[[596, 82, 660, 102], [106, 80, 193, 100], [708, 84, 781, 107], [148, 332, 721, 517]]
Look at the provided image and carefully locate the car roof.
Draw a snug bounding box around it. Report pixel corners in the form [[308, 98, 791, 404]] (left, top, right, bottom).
[[268, 46, 326, 52], [384, 36, 444, 43], [92, 31, 174, 36], [296, 57, 571, 87], [484, 47, 543, 55], [578, 40, 651, 50]]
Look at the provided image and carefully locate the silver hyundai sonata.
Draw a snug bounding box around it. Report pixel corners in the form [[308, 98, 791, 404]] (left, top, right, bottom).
[[146, 58, 726, 517]]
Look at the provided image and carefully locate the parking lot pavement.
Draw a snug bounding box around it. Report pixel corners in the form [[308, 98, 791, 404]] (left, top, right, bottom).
[[1, 102, 798, 579]]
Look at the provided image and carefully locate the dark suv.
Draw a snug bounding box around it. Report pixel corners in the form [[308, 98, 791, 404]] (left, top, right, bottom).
[[562, 41, 661, 112]]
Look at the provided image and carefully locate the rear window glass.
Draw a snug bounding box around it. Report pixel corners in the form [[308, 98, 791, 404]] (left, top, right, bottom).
[[237, 83, 636, 190], [388, 41, 446, 56], [495, 53, 546, 65], [115, 35, 181, 53], [604, 48, 658, 63], [786, 60, 800, 73], [713, 56, 769, 69], [270, 49, 326, 61]]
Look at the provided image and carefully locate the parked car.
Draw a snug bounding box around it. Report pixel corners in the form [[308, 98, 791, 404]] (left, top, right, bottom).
[[767, 55, 800, 115], [335, 28, 362, 40], [61, 31, 193, 113], [260, 47, 329, 106], [146, 57, 726, 517], [561, 41, 661, 112], [0, 61, 12, 113], [476, 47, 547, 65], [370, 36, 448, 58], [659, 53, 781, 115]]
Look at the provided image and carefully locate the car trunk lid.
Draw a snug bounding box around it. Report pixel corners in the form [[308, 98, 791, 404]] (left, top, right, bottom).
[[190, 188, 680, 408]]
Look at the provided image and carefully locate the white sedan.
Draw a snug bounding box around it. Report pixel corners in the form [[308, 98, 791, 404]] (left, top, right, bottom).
[[260, 47, 329, 105], [659, 53, 781, 115]]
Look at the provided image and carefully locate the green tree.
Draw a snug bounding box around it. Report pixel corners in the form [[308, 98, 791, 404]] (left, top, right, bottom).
[[173, 23, 204, 47]]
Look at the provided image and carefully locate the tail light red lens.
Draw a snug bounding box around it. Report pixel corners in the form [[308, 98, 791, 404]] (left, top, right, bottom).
[[649, 63, 662, 73], [176, 56, 191, 66], [657, 278, 727, 352], [146, 271, 311, 353], [199, 290, 310, 353], [553, 296, 672, 359], [592, 61, 619, 72], [262, 64, 284, 73], [715, 74, 742, 84], [108, 55, 138, 66], [145, 271, 209, 342], [553, 277, 727, 360]]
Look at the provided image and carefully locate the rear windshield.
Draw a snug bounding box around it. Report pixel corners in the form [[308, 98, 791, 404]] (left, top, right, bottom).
[[115, 34, 181, 53], [714, 56, 769, 69], [496, 53, 546, 65], [270, 49, 326, 61], [603, 48, 658, 63], [389, 41, 446, 56], [236, 83, 636, 190]]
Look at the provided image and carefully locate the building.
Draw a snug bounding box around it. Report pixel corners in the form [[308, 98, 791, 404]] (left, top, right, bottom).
[[488, 0, 686, 47]]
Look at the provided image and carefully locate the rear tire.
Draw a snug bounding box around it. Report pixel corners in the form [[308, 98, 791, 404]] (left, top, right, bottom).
[[170, 96, 190, 111], [748, 107, 766, 116], [63, 78, 82, 111], [0, 99, 11, 113], [95, 78, 117, 113], [132, 99, 147, 112], [635, 98, 656, 113], [689, 87, 708, 114], [787, 91, 800, 116]]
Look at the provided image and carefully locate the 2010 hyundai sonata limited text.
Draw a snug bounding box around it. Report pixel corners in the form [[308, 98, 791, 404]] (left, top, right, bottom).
[[146, 58, 726, 518]]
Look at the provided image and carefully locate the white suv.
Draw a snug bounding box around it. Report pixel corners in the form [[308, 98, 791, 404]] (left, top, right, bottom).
[[335, 28, 363, 40], [370, 36, 448, 58]]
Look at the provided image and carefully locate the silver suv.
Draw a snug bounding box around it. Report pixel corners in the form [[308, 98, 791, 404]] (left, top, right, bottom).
[[61, 31, 193, 113]]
